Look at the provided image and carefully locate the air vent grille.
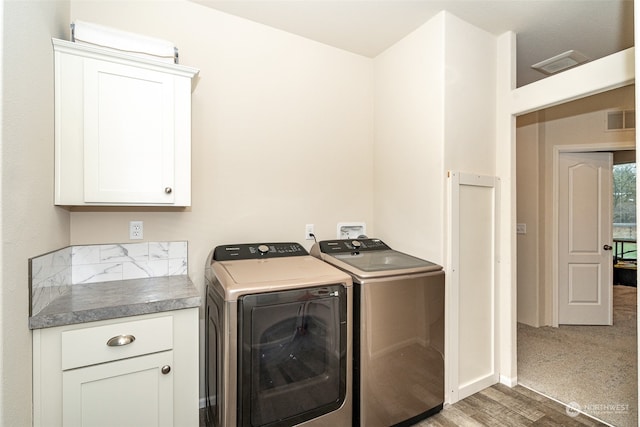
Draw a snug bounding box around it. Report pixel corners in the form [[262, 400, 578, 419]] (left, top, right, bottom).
[[606, 110, 635, 131]]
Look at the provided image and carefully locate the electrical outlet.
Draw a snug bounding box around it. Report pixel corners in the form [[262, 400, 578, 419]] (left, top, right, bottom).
[[129, 221, 143, 240], [305, 224, 315, 240]]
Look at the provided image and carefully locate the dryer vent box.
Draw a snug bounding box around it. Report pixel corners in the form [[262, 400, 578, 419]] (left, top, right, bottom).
[[337, 222, 366, 239]]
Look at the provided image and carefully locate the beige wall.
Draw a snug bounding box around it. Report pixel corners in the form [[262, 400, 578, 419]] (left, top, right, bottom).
[[373, 12, 445, 262], [68, 0, 375, 401], [442, 13, 496, 176], [1, 1, 71, 425], [373, 11, 496, 264], [516, 85, 635, 326], [68, 1, 375, 282], [516, 112, 544, 326]]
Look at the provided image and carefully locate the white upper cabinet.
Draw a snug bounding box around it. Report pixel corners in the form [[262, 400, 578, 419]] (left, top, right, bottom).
[[53, 39, 199, 206]]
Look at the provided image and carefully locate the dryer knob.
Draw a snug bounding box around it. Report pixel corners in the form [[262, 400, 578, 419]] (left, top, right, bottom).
[[351, 240, 362, 248], [257, 244, 270, 254]]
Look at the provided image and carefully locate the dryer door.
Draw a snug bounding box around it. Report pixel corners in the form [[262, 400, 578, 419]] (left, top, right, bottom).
[[238, 284, 347, 427]]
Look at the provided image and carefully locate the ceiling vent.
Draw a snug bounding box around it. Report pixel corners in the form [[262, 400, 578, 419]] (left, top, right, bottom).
[[606, 110, 635, 131], [531, 50, 590, 75]]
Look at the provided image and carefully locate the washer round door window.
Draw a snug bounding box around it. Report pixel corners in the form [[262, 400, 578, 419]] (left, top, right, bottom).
[[238, 285, 347, 427]]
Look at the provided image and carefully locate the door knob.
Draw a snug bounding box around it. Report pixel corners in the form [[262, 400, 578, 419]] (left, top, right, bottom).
[[603, 245, 613, 251], [161, 365, 171, 375]]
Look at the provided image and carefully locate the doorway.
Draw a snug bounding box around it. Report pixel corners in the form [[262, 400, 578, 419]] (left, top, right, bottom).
[[515, 86, 637, 426]]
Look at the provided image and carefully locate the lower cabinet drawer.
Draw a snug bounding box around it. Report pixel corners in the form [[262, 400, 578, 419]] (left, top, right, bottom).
[[61, 316, 173, 370]]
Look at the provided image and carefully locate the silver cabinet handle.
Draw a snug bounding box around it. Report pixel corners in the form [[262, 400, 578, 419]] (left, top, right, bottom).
[[161, 365, 171, 375], [106, 334, 136, 347], [164, 187, 172, 194]]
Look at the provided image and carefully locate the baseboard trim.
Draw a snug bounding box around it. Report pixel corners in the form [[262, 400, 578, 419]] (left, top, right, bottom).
[[458, 374, 499, 401], [500, 374, 517, 387]]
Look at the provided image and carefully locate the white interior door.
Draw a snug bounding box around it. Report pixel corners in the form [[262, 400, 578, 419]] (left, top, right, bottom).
[[558, 152, 613, 325]]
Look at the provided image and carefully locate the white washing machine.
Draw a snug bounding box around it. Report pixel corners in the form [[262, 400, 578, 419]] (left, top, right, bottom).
[[204, 242, 353, 427], [311, 238, 444, 427]]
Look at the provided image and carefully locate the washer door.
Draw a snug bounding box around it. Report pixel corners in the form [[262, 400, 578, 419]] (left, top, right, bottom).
[[238, 285, 346, 427]]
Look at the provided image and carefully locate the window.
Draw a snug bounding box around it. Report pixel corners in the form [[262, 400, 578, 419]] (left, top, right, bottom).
[[613, 163, 636, 260]]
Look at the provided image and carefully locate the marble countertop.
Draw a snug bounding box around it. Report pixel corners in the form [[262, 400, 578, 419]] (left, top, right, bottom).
[[29, 275, 201, 329]]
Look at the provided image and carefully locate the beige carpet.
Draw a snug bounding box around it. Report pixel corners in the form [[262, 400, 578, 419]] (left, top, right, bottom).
[[518, 285, 637, 427]]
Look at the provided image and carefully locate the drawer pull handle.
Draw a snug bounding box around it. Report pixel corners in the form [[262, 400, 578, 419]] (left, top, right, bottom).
[[107, 334, 136, 347], [161, 365, 171, 375]]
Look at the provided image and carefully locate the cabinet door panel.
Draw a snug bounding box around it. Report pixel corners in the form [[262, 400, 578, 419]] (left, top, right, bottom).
[[84, 59, 175, 204], [63, 351, 174, 427]]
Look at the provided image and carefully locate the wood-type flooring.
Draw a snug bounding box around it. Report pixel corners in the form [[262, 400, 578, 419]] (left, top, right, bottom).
[[416, 383, 607, 427], [200, 382, 607, 426]]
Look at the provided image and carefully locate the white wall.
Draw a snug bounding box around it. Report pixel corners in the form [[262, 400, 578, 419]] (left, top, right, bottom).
[[374, 11, 498, 402], [443, 13, 496, 176], [1, 1, 71, 425], [67, 1, 374, 279], [373, 12, 445, 263], [373, 11, 496, 261], [443, 12, 498, 401]]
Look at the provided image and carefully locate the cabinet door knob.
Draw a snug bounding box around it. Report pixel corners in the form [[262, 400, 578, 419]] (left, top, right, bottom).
[[106, 334, 136, 347], [161, 365, 171, 375], [165, 187, 173, 194], [603, 244, 613, 251]]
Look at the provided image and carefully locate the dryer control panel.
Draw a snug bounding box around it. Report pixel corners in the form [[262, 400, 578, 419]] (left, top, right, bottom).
[[318, 238, 390, 254], [213, 242, 308, 261]]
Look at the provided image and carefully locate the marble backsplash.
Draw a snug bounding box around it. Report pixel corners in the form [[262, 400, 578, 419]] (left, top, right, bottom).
[[29, 241, 188, 317]]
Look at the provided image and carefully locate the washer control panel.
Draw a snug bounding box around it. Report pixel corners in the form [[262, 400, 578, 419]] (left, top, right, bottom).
[[318, 238, 390, 254], [213, 242, 308, 261]]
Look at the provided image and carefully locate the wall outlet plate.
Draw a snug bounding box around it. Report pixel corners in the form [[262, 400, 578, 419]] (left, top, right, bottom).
[[129, 221, 143, 240], [305, 224, 315, 240]]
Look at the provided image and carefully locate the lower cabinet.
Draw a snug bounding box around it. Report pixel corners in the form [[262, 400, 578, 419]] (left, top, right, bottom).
[[33, 309, 198, 427], [63, 351, 174, 427]]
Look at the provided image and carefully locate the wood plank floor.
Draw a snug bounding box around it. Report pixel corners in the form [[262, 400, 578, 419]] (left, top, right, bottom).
[[415, 383, 607, 427], [199, 383, 608, 426]]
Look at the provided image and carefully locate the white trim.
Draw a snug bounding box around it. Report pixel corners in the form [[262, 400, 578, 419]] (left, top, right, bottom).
[[510, 48, 634, 116], [52, 38, 199, 79], [459, 374, 499, 401], [447, 171, 500, 404], [446, 172, 458, 404], [499, 374, 518, 388]]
